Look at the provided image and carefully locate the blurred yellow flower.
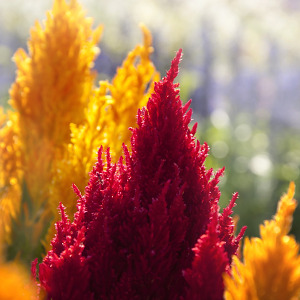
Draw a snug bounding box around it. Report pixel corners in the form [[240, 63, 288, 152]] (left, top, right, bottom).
[[1, 0, 102, 263], [0, 262, 35, 300], [224, 182, 300, 300], [0, 226, 35, 299], [47, 25, 159, 240]]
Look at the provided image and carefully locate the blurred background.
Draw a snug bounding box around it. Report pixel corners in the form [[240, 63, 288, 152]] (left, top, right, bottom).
[[0, 0, 299, 239]]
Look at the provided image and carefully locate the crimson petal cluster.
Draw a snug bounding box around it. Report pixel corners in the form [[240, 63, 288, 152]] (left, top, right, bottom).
[[36, 50, 246, 299]]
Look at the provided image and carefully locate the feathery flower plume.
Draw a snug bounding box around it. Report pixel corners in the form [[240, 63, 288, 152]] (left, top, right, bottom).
[[1, 0, 102, 264], [224, 182, 300, 300], [37, 50, 244, 299]]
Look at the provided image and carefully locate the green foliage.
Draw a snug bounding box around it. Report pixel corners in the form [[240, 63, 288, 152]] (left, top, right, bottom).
[[195, 112, 300, 240], [6, 181, 52, 266]]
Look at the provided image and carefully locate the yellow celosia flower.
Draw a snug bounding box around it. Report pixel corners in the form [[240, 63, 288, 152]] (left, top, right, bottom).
[[1, 0, 102, 264], [9, 0, 102, 206], [47, 24, 159, 234], [224, 182, 300, 300]]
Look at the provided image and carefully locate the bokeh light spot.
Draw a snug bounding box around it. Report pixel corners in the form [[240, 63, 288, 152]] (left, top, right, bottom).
[[211, 140, 229, 158], [210, 109, 230, 129], [234, 124, 252, 142], [249, 154, 272, 177], [252, 132, 269, 150], [234, 156, 249, 173]]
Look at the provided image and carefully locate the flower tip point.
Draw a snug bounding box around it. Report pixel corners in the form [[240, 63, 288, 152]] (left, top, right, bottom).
[[58, 202, 65, 213], [176, 48, 183, 58], [31, 258, 38, 279], [167, 49, 183, 82], [139, 22, 146, 31], [288, 181, 295, 196]]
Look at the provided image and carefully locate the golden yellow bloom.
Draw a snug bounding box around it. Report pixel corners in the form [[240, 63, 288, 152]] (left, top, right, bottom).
[[1, 0, 102, 263], [9, 0, 102, 206], [224, 182, 300, 300], [47, 24, 159, 234]]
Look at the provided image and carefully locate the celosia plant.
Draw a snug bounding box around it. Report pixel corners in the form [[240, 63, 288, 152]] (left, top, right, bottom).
[[224, 182, 300, 300], [0, 0, 158, 265], [36, 50, 245, 299]]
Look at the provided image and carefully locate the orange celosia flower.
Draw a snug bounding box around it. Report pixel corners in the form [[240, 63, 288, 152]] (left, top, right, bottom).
[[1, 0, 102, 263], [224, 182, 300, 300]]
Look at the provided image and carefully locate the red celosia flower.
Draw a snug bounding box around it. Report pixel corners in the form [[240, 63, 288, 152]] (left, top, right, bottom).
[[36, 50, 245, 299]]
